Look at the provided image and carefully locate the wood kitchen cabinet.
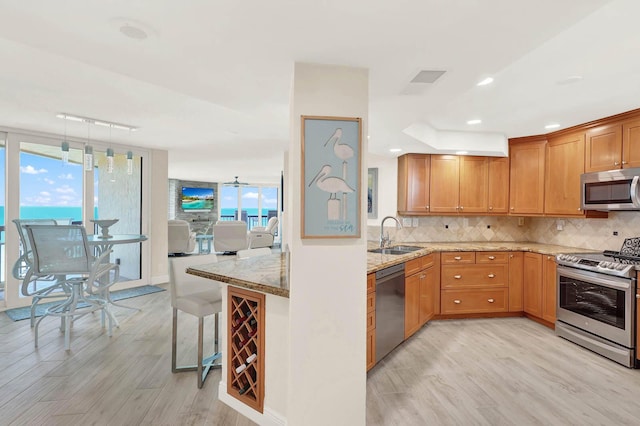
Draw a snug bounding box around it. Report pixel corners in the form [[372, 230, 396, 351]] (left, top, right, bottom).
[[509, 138, 546, 215], [405, 253, 438, 339], [459, 156, 489, 213], [366, 273, 376, 371], [429, 155, 461, 213], [523, 252, 543, 317], [545, 132, 585, 216], [487, 157, 510, 214], [508, 252, 524, 312], [440, 251, 509, 315], [585, 124, 623, 172], [542, 255, 557, 324], [430, 155, 493, 214], [397, 154, 431, 215], [623, 118, 640, 169]]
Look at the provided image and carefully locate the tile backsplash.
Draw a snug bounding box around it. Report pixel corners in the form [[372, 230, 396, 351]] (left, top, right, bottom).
[[368, 212, 640, 251]]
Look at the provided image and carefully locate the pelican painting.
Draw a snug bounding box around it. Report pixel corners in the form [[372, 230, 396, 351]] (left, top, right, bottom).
[[324, 127, 355, 219], [308, 164, 354, 220]]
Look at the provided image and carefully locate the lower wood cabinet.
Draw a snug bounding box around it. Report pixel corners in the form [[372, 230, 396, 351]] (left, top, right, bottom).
[[523, 252, 543, 317], [542, 255, 557, 323], [405, 253, 438, 339], [441, 288, 509, 314], [508, 252, 524, 312], [366, 273, 376, 371]]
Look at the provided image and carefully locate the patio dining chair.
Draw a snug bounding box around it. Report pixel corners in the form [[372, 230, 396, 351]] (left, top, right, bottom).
[[25, 224, 119, 351]]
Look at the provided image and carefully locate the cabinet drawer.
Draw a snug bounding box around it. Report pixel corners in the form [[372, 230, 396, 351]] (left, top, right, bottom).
[[476, 252, 509, 264], [367, 273, 375, 294], [367, 310, 375, 332], [420, 253, 436, 269], [441, 288, 509, 314], [441, 252, 475, 264], [441, 264, 508, 288], [405, 258, 422, 276], [367, 292, 375, 313]]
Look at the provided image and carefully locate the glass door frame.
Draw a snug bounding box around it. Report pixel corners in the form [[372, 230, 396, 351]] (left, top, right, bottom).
[[2, 129, 151, 309]]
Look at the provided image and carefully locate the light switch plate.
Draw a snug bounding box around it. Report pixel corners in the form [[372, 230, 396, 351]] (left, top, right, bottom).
[[412, 218, 419, 227], [402, 217, 412, 227]]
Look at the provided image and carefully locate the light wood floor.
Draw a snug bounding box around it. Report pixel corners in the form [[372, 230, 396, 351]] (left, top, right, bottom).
[[367, 317, 640, 425], [5, 289, 640, 426], [0, 284, 256, 426]]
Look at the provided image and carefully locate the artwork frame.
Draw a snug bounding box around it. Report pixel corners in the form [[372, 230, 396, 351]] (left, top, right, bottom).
[[301, 115, 361, 239], [367, 168, 378, 219]]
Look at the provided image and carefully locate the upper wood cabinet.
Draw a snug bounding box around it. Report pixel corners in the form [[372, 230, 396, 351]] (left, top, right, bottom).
[[487, 157, 509, 214], [585, 124, 622, 172], [509, 139, 546, 215], [429, 155, 461, 213], [459, 156, 489, 213], [397, 154, 430, 215], [545, 132, 585, 216], [622, 118, 640, 169]]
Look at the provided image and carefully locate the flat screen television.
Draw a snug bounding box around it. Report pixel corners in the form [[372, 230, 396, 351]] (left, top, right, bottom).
[[181, 186, 214, 211]]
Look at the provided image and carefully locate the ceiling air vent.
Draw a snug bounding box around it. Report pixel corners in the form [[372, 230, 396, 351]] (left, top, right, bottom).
[[410, 70, 446, 84]]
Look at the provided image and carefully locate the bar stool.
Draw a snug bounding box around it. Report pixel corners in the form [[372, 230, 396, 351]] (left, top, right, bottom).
[[169, 254, 222, 388]]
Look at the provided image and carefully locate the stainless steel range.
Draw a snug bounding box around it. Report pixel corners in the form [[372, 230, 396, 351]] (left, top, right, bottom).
[[556, 250, 638, 368]]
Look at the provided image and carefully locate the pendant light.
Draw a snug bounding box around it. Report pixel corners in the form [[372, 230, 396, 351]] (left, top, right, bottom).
[[61, 118, 69, 165], [84, 124, 93, 171], [127, 151, 133, 175], [106, 148, 115, 173]]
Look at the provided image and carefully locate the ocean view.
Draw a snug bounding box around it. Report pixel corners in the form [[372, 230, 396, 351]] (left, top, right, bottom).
[[0, 206, 99, 226]]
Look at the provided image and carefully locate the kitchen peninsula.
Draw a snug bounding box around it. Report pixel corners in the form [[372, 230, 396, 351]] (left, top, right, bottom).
[[186, 241, 596, 424]]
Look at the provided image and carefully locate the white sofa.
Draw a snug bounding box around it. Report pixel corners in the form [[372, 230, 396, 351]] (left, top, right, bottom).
[[248, 217, 278, 248], [168, 220, 196, 255], [212, 221, 248, 253]]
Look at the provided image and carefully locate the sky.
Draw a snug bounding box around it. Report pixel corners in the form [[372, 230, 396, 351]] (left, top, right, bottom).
[[18, 151, 84, 207], [220, 185, 278, 212]]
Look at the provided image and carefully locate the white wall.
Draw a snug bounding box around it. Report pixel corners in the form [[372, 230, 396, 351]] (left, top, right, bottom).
[[287, 62, 368, 425], [150, 149, 169, 285], [367, 153, 398, 227]]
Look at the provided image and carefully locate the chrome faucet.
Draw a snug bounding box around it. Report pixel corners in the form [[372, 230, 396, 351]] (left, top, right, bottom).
[[380, 216, 402, 248]]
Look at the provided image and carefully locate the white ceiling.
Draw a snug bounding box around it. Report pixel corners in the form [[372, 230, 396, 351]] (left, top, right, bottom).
[[0, 0, 638, 184]]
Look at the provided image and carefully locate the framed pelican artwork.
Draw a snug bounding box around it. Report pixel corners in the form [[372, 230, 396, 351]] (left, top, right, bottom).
[[301, 115, 362, 238]]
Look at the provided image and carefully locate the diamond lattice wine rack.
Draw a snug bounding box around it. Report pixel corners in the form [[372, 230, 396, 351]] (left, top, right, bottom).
[[227, 287, 265, 413]]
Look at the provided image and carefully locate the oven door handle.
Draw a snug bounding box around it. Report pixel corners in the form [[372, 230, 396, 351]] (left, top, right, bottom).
[[631, 176, 640, 207], [557, 265, 632, 290]]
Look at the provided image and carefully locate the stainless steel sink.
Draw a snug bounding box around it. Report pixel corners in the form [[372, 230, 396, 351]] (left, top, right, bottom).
[[368, 245, 423, 255]]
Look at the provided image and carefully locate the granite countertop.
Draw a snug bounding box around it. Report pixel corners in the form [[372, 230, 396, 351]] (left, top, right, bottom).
[[187, 252, 290, 298], [185, 241, 596, 297], [366, 241, 598, 273]]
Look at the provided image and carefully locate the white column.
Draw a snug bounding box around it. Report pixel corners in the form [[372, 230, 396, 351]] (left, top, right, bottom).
[[287, 62, 368, 425]]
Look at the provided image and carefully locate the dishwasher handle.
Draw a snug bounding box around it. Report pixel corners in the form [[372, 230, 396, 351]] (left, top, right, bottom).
[[375, 263, 405, 281]]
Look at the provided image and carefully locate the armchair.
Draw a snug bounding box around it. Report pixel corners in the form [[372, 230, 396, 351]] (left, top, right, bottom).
[[212, 221, 248, 253], [248, 217, 278, 249], [168, 220, 196, 256]]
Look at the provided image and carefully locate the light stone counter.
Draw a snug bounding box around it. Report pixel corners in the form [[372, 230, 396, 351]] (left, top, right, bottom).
[[187, 252, 290, 298], [366, 241, 598, 274]]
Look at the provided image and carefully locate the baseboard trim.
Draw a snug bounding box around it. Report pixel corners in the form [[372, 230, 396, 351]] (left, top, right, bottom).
[[218, 381, 287, 426]]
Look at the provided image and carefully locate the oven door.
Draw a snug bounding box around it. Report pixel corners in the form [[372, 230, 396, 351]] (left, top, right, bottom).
[[557, 265, 634, 348]]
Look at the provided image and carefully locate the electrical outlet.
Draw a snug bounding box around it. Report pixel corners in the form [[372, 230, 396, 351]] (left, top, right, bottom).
[[613, 231, 619, 236], [412, 218, 419, 227], [402, 217, 412, 227], [517, 217, 525, 226]]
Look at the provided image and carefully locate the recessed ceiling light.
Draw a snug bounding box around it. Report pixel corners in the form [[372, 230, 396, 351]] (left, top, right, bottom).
[[120, 23, 148, 40], [477, 77, 494, 86], [455, 151, 468, 155], [467, 119, 482, 125], [389, 148, 402, 153], [557, 75, 583, 85], [545, 123, 561, 130]]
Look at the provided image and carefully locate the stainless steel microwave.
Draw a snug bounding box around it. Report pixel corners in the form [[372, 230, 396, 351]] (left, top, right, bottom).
[[581, 168, 640, 211]]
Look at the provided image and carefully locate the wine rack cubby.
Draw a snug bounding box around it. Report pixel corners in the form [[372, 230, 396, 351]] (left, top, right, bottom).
[[227, 287, 265, 413]]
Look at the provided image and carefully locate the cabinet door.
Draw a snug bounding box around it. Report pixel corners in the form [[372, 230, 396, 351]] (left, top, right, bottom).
[[366, 329, 376, 371], [508, 252, 524, 312], [429, 155, 460, 213], [397, 154, 430, 214], [585, 124, 623, 172], [509, 139, 546, 215], [459, 156, 488, 213], [545, 132, 585, 216], [542, 255, 557, 323], [404, 273, 421, 339], [488, 157, 509, 213], [419, 267, 435, 326], [623, 118, 640, 169], [523, 252, 542, 317]]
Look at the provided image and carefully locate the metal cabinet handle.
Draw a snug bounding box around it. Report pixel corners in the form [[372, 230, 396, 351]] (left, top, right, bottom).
[[489, 206, 493, 210], [623, 161, 628, 165], [510, 254, 513, 258], [459, 206, 463, 210], [454, 299, 461, 304], [488, 256, 496, 260], [420, 274, 426, 279], [454, 256, 462, 260], [488, 273, 495, 278], [488, 298, 495, 303], [510, 207, 515, 210], [615, 161, 620, 166], [454, 275, 462, 279], [636, 294, 640, 299]]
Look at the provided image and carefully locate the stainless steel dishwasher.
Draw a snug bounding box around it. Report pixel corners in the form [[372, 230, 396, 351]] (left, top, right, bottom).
[[375, 263, 405, 362]]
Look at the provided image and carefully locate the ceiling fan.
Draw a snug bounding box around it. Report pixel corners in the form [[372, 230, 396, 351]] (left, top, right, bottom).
[[224, 176, 249, 187]]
